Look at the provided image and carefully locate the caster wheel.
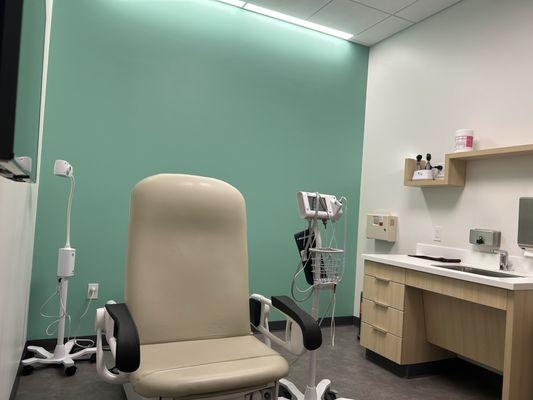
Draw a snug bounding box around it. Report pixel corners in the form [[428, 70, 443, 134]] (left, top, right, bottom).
[[324, 390, 337, 400], [278, 386, 292, 400], [21, 365, 34, 376], [90, 354, 96, 363], [65, 366, 77, 376]]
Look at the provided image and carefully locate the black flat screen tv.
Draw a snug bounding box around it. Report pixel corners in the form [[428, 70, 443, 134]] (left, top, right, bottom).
[[0, 0, 24, 162], [0, 0, 44, 182]]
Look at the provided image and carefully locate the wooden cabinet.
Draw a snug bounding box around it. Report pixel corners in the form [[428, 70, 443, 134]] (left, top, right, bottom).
[[361, 261, 448, 366], [423, 291, 506, 371], [360, 259, 533, 400]]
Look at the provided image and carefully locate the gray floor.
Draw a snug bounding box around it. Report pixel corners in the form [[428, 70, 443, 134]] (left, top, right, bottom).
[[15, 326, 501, 400]]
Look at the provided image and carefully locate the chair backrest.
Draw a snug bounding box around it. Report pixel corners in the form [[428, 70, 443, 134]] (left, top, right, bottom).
[[124, 174, 251, 345]]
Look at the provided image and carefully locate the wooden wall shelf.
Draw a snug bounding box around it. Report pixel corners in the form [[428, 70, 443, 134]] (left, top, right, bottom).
[[404, 144, 533, 188]]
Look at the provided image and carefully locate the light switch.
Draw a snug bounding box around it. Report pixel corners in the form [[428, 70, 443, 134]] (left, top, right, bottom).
[[433, 226, 442, 242]]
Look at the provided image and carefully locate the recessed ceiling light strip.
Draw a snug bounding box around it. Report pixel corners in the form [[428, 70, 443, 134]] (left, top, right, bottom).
[[215, 1, 353, 41], [217, 0, 246, 7]]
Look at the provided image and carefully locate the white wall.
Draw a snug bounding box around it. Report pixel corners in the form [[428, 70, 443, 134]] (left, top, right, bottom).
[[0, 181, 38, 399], [0, 1, 51, 396], [355, 0, 533, 314]]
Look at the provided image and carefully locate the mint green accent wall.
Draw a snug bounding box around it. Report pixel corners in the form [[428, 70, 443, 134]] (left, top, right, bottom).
[[27, 0, 368, 339]]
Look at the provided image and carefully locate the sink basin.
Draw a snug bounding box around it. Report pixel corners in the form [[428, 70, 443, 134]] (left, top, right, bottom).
[[431, 264, 523, 278]]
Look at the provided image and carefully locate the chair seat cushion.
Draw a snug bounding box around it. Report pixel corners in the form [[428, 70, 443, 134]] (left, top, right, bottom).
[[130, 335, 289, 398]]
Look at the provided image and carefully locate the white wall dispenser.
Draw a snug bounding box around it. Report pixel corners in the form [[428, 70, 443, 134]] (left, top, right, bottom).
[[367, 213, 397, 242]]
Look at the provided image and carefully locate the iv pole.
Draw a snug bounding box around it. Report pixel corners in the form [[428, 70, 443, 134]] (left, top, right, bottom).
[[281, 193, 351, 400]]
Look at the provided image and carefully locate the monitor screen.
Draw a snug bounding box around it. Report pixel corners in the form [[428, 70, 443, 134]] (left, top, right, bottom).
[[0, 0, 45, 182], [519, 198, 533, 249], [308, 195, 328, 212], [0, 0, 24, 161]]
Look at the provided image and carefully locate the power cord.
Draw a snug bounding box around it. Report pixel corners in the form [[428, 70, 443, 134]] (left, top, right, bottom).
[[317, 287, 337, 346], [65, 175, 74, 247], [38, 280, 96, 349], [39, 279, 72, 338], [72, 286, 97, 348]]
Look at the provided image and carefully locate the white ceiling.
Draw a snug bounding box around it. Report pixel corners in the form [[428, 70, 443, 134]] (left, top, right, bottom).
[[247, 0, 463, 45]]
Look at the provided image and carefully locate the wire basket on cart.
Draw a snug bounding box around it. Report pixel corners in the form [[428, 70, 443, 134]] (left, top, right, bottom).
[[309, 247, 345, 284]]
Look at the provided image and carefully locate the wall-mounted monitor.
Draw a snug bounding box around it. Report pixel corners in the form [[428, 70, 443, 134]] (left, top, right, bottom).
[[0, 0, 45, 182], [519, 198, 533, 252]]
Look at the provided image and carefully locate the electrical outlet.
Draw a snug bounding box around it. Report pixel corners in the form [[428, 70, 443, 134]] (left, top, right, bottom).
[[87, 283, 99, 299], [433, 226, 442, 242]]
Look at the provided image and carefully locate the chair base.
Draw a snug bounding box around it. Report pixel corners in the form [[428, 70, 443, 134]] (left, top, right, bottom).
[[279, 378, 352, 400], [123, 382, 278, 400], [122, 379, 353, 400], [21, 339, 96, 375]]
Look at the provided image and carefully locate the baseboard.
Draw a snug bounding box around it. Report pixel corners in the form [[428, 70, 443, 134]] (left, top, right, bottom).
[[365, 349, 503, 386], [269, 315, 358, 331], [365, 349, 453, 378]]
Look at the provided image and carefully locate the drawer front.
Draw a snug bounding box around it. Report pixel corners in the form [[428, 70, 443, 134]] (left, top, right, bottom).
[[364, 261, 405, 284], [363, 275, 405, 310], [360, 322, 402, 364], [362, 298, 404, 337]]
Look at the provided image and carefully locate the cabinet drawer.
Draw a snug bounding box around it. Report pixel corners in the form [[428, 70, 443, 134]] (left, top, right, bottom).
[[360, 322, 402, 364], [364, 261, 405, 284], [362, 298, 404, 337], [363, 275, 405, 310]]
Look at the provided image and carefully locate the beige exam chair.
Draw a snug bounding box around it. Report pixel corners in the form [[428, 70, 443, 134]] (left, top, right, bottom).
[[95, 174, 322, 400]]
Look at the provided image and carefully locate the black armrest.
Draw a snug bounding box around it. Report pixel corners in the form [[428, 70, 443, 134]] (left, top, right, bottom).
[[105, 303, 140, 373], [249, 298, 262, 328], [271, 295, 322, 351]]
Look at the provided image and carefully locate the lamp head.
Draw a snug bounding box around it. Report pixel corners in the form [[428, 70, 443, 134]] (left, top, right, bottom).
[[54, 160, 73, 178]]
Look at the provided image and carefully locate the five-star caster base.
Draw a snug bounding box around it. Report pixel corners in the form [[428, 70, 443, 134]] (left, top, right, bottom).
[[279, 378, 350, 400], [21, 339, 96, 377]]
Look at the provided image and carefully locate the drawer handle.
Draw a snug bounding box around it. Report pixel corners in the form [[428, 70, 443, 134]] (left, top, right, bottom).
[[374, 301, 389, 308], [372, 325, 388, 334], [374, 276, 391, 283]]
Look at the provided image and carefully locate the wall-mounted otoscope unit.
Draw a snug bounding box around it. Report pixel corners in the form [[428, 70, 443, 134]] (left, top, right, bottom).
[[412, 153, 444, 181]]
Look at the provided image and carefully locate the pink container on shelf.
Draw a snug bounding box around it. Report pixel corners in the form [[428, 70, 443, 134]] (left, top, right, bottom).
[[455, 129, 474, 152]]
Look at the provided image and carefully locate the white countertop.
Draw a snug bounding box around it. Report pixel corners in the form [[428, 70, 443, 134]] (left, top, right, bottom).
[[362, 253, 533, 290]]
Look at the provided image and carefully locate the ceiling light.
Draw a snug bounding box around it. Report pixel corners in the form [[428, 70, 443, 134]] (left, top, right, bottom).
[[217, 0, 245, 7], [243, 3, 353, 41]]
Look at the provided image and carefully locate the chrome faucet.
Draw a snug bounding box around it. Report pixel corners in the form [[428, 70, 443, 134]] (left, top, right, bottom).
[[494, 249, 510, 271]]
